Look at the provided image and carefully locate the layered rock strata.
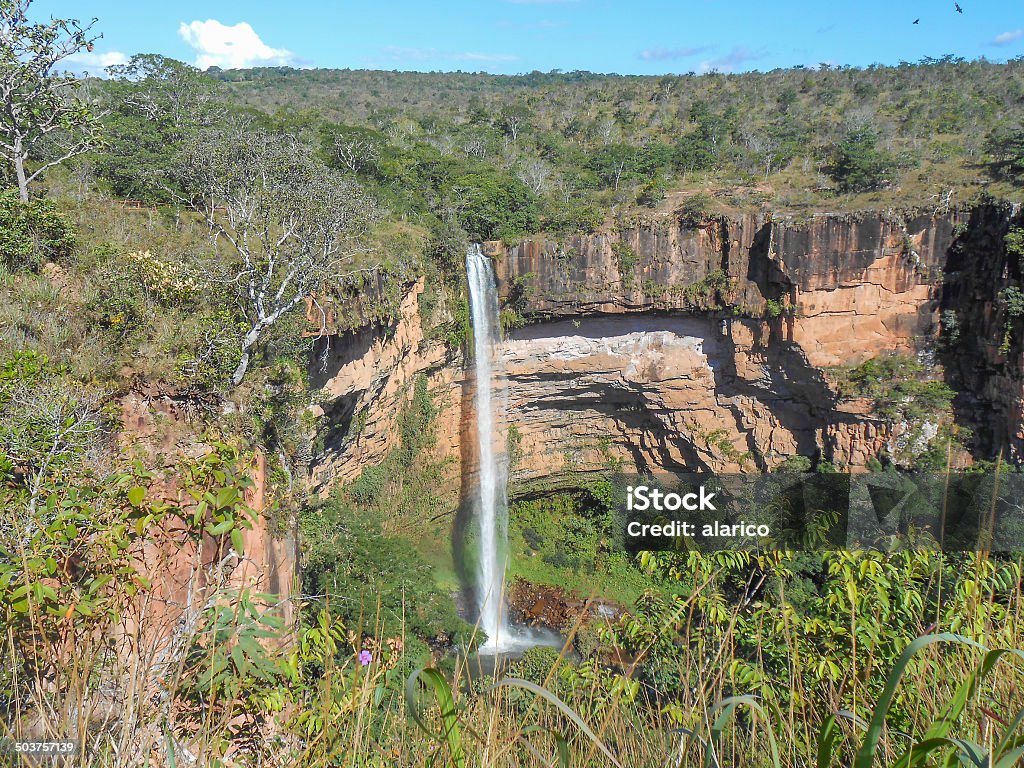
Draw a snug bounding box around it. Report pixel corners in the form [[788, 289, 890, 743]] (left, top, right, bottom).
[[310, 204, 1023, 494]]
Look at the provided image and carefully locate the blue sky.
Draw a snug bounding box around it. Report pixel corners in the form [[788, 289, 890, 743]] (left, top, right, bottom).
[[49, 0, 1024, 77]]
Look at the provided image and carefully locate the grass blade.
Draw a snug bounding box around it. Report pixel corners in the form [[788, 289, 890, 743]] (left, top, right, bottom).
[[854, 633, 986, 768], [521, 724, 570, 768], [994, 742, 1024, 768], [487, 677, 623, 768], [705, 695, 780, 768], [406, 666, 465, 768], [892, 737, 987, 768]]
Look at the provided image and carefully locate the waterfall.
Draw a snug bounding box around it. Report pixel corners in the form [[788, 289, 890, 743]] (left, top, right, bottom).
[[466, 244, 510, 649]]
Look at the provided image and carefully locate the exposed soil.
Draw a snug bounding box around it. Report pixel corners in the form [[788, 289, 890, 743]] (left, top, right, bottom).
[[507, 578, 623, 632]]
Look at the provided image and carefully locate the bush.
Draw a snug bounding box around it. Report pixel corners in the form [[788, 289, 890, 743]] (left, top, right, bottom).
[[446, 171, 539, 242], [510, 645, 562, 685], [0, 191, 75, 271], [301, 498, 472, 645], [828, 127, 895, 192], [679, 192, 714, 227], [541, 197, 604, 235], [636, 176, 668, 208]]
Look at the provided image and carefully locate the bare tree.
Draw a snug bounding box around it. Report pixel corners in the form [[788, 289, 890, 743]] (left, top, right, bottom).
[[0, 379, 103, 520], [0, 0, 103, 200], [596, 116, 617, 145], [173, 126, 379, 387], [332, 133, 379, 174], [517, 156, 552, 194], [499, 104, 530, 146]]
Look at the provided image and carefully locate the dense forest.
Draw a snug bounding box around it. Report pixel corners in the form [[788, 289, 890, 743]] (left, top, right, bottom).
[[3, 2, 1024, 764]]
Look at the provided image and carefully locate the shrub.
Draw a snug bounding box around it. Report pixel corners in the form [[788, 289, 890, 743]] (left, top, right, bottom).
[[636, 175, 668, 208], [828, 127, 895, 192], [510, 645, 562, 685], [541, 197, 604, 235], [679, 192, 714, 227], [0, 191, 75, 271], [124, 249, 200, 307], [1006, 227, 1024, 258], [446, 171, 539, 242]]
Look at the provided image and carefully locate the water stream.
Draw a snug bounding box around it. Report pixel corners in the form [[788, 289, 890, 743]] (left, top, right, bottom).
[[465, 245, 510, 649], [465, 246, 567, 660]]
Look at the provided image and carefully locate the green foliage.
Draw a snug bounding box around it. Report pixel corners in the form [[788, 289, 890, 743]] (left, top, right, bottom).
[[499, 308, 527, 332], [396, 374, 436, 467], [679, 192, 714, 227], [682, 268, 733, 309], [1002, 285, 1024, 318], [94, 56, 219, 201], [829, 127, 896, 192], [436, 285, 471, 352], [0, 351, 98, 490], [612, 241, 638, 288], [1000, 284, 1024, 354], [506, 422, 523, 470], [541, 197, 604, 235], [1, 438, 258, 707], [625, 546, 1024, 759], [509, 489, 656, 605], [0, 191, 75, 270], [1006, 227, 1024, 257], [510, 645, 563, 686], [832, 354, 955, 423], [301, 498, 470, 645], [985, 126, 1024, 182], [446, 170, 539, 242], [774, 454, 813, 473], [674, 103, 732, 173], [85, 251, 149, 345], [181, 589, 289, 701], [303, 375, 469, 645]]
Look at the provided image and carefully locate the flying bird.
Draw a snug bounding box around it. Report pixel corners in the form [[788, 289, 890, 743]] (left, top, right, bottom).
[[913, 17, 920, 23], [955, 2, 963, 13]]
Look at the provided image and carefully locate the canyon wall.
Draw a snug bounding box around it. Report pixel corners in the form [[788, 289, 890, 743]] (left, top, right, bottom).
[[490, 209, 955, 367], [309, 202, 1023, 497]]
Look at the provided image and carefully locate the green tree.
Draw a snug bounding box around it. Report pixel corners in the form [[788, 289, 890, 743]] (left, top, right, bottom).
[[0, 189, 74, 270], [0, 0, 103, 200], [446, 170, 538, 242], [587, 143, 638, 190], [828, 127, 895, 193], [96, 54, 218, 200], [985, 126, 1024, 182]]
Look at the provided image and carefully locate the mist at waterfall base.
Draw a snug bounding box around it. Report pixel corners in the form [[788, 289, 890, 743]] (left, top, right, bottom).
[[465, 246, 562, 660]]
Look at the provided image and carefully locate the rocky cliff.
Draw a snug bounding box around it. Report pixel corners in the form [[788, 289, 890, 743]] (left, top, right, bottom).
[[309, 201, 1024, 498], [490, 209, 954, 367]]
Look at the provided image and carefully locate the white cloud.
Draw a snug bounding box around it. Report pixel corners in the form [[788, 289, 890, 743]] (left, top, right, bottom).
[[178, 19, 295, 69], [381, 46, 518, 63], [65, 49, 129, 76], [697, 46, 764, 74], [993, 29, 1024, 46], [639, 46, 713, 61]]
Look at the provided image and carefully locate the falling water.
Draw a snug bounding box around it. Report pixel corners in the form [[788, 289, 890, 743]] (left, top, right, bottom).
[[466, 245, 510, 649]]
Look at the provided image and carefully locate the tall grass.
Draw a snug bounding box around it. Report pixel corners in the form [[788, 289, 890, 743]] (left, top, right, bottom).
[[4, 555, 1023, 767]]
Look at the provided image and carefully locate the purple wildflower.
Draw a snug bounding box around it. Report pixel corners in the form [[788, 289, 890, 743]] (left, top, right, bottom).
[[358, 649, 372, 666]]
